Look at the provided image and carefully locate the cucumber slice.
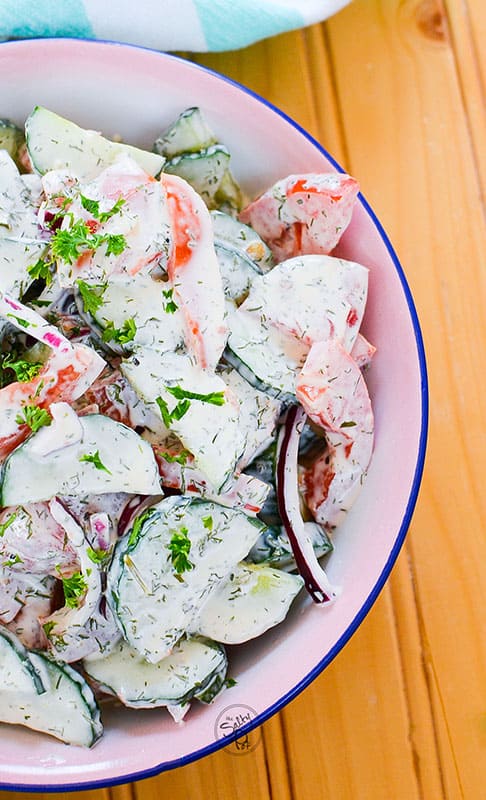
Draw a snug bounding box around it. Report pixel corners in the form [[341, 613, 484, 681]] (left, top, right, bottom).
[[108, 496, 265, 662], [153, 107, 217, 158], [76, 276, 185, 354], [0, 628, 46, 695], [121, 348, 245, 491], [211, 211, 274, 271], [194, 562, 303, 644], [0, 410, 161, 505], [248, 522, 333, 569], [13, 650, 102, 747], [221, 366, 281, 469], [227, 306, 305, 398], [0, 630, 102, 746], [25, 106, 165, 181], [0, 119, 24, 166], [84, 635, 227, 708], [215, 243, 262, 306], [164, 145, 242, 211], [0, 150, 47, 298]]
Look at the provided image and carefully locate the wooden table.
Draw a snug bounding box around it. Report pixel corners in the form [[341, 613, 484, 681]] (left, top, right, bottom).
[[2, 1, 485, 797]]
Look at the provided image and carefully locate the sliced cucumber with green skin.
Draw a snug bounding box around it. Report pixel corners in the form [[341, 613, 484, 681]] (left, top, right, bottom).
[[0, 409, 161, 505], [77, 275, 185, 355], [220, 366, 281, 469], [0, 628, 46, 695], [215, 243, 262, 306], [25, 106, 165, 181], [108, 496, 265, 662], [84, 635, 227, 709], [0, 150, 48, 298], [248, 522, 333, 569], [121, 347, 245, 492], [0, 119, 24, 166], [153, 107, 217, 158], [211, 211, 274, 271], [226, 306, 305, 399], [16, 650, 102, 747], [193, 562, 303, 644], [164, 145, 242, 211], [0, 629, 102, 746]]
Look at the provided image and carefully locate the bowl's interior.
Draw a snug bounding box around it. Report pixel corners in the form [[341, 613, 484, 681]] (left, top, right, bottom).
[[0, 39, 426, 790]]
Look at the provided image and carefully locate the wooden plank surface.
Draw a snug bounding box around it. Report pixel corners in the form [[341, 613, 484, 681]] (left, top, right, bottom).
[[1, 1, 485, 798]]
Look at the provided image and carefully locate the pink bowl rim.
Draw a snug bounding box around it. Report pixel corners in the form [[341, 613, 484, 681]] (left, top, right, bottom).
[[0, 38, 429, 793]]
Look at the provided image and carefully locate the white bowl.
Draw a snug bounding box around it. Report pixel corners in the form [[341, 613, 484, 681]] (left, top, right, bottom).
[[0, 38, 427, 791]]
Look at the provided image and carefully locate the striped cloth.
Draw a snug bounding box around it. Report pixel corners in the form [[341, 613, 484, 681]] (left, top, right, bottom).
[[0, 1, 350, 52]]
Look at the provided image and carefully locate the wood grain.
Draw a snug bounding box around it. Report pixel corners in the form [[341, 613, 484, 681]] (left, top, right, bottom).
[[1, 1, 484, 798]]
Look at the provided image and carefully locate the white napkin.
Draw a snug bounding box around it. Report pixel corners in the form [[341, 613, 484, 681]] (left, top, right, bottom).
[[0, 0, 351, 52]]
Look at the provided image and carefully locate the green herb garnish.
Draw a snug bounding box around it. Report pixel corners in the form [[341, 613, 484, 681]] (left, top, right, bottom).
[[76, 279, 107, 315], [167, 526, 194, 576], [159, 449, 191, 466], [62, 571, 88, 608], [166, 385, 225, 406], [101, 317, 137, 345], [79, 450, 112, 474], [202, 515, 213, 531], [80, 194, 126, 223], [155, 395, 190, 427], [42, 620, 56, 638], [50, 219, 127, 264], [162, 287, 178, 314], [0, 512, 17, 537], [15, 404, 51, 433], [87, 546, 109, 565], [27, 258, 53, 286], [1, 354, 43, 384]]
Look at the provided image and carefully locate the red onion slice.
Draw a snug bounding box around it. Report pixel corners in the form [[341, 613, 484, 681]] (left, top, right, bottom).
[[276, 404, 339, 604]]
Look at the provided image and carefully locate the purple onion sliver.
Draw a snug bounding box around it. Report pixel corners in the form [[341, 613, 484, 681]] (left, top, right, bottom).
[[276, 404, 339, 605]]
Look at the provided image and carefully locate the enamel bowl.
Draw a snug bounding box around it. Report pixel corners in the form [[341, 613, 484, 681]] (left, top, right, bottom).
[[0, 39, 427, 791]]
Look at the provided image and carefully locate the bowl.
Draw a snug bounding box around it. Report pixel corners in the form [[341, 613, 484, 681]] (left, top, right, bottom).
[[0, 38, 428, 791]]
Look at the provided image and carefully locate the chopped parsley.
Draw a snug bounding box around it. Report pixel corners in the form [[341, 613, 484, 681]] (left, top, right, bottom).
[[167, 526, 194, 576], [102, 317, 137, 345], [87, 546, 110, 565], [79, 450, 112, 474], [76, 279, 107, 315], [2, 553, 23, 568], [62, 571, 88, 608], [80, 194, 126, 223], [0, 512, 17, 537], [159, 449, 191, 466], [42, 620, 56, 638], [0, 354, 43, 384], [155, 395, 190, 427], [162, 287, 178, 314], [166, 385, 225, 406], [202, 515, 213, 531], [27, 258, 54, 285], [155, 385, 224, 427], [15, 404, 51, 433], [50, 219, 127, 265]]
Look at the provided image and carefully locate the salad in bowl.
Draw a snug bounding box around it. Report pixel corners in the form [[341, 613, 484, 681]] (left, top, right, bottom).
[[0, 39, 427, 792], [0, 104, 374, 747]]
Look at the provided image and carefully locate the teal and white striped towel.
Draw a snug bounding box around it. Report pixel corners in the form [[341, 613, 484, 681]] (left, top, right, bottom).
[[0, 1, 351, 52]]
